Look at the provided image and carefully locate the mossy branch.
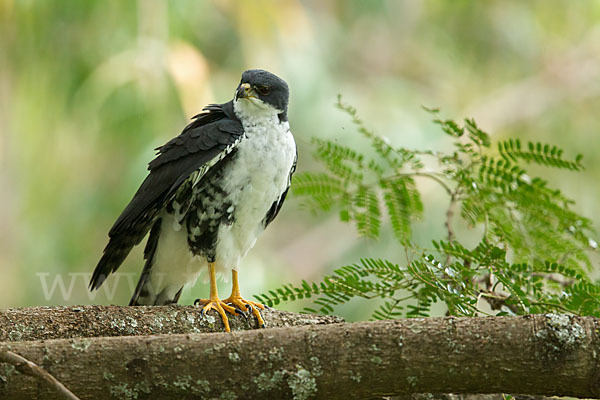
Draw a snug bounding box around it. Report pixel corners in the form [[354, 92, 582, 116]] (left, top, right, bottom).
[[0, 305, 343, 342], [1, 314, 598, 399]]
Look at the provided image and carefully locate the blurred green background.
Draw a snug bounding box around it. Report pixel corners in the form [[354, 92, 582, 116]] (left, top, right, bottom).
[[1, 0, 599, 320]]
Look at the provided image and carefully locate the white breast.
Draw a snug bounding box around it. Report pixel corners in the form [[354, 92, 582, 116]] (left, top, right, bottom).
[[214, 102, 296, 272], [148, 99, 296, 294]]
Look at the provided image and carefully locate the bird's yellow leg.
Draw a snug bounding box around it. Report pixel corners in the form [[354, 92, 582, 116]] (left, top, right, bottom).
[[223, 270, 267, 328], [194, 262, 238, 332]]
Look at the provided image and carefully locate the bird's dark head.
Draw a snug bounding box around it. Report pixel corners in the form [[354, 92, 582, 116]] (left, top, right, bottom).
[[234, 69, 289, 118]]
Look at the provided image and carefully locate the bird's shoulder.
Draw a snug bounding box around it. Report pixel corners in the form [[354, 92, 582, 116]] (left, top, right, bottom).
[[107, 101, 244, 237], [148, 101, 244, 171]]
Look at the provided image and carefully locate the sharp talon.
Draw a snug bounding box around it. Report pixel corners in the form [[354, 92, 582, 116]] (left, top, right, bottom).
[[220, 295, 267, 329], [194, 297, 238, 332], [234, 307, 248, 317]]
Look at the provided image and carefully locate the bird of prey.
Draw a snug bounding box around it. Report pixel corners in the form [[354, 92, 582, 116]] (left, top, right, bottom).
[[89, 69, 297, 332]]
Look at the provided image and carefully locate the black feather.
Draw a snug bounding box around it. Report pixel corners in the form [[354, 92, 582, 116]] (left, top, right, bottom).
[[263, 188, 290, 228], [89, 101, 244, 290], [129, 217, 162, 305], [263, 151, 297, 228]]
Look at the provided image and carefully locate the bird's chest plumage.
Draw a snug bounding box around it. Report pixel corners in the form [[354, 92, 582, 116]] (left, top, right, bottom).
[[224, 119, 295, 214], [181, 115, 296, 268]]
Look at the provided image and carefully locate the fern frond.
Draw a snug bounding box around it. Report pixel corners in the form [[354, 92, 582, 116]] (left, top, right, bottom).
[[292, 172, 347, 212], [498, 139, 584, 171], [433, 118, 464, 138], [382, 177, 422, 243], [563, 281, 600, 316], [292, 172, 345, 197], [265, 102, 597, 321], [312, 138, 366, 182], [336, 95, 423, 170], [352, 186, 381, 238], [478, 156, 527, 191], [372, 299, 404, 320], [464, 118, 491, 148]]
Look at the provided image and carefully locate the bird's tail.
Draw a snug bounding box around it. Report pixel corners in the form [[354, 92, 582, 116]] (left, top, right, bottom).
[[129, 272, 183, 306], [90, 237, 137, 291], [129, 269, 184, 306], [129, 218, 183, 306]]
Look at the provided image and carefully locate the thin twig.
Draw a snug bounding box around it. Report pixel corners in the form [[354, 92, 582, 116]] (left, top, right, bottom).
[[0, 350, 81, 400], [387, 172, 453, 195], [444, 191, 458, 265], [478, 290, 524, 315], [445, 192, 457, 243]]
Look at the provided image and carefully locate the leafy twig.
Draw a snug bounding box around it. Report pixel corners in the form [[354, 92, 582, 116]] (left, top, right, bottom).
[[267, 101, 598, 320]]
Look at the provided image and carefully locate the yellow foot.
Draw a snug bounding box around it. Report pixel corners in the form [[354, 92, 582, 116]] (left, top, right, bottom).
[[194, 298, 239, 332], [223, 295, 267, 328]]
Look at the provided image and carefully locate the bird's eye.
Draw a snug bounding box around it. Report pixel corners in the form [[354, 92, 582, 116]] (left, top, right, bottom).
[[255, 85, 271, 95]]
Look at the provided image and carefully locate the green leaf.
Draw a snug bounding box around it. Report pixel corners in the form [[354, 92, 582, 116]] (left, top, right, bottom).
[[261, 101, 597, 321]]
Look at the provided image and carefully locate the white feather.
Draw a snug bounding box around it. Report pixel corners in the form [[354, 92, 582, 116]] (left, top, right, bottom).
[[148, 97, 296, 295]]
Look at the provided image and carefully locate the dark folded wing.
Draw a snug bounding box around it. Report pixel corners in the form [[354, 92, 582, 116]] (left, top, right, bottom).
[[89, 101, 244, 290], [263, 150, 297, 228]]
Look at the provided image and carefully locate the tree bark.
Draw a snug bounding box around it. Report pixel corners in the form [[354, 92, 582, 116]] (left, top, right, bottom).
[[0, 305, 343, 341], [1, 314, 598, 399]]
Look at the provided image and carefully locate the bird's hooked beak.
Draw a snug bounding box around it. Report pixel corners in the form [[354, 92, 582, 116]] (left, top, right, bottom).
[[236, 83, 255, 100]]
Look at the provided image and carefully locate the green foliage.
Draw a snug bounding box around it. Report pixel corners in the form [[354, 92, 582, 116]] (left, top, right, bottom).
[[256, 98, 599, 319], [498, 139, 584, 171]]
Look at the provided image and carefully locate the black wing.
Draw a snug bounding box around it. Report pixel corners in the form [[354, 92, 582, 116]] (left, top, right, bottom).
[[89, 101, 244, 290], [263, 150, 297, 228]]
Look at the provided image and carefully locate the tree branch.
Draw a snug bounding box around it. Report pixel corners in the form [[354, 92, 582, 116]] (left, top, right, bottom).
[[1, 314, 598, 399], [0, 351, 80, 400], [0, 305, 343, 341]]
